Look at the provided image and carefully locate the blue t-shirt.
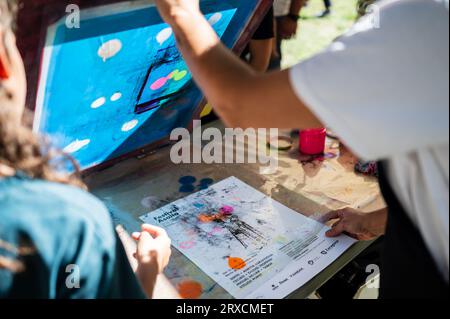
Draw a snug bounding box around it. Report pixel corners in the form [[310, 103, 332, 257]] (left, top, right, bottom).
[[0, 175, 145, 299]]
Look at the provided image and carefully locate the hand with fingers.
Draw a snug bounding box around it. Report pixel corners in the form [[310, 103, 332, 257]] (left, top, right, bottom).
[[322, 207, 388, 241], [132, 224, 172, 298]]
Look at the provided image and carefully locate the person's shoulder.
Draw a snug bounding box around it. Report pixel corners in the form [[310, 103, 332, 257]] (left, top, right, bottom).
[[0, 177, 113, 239]]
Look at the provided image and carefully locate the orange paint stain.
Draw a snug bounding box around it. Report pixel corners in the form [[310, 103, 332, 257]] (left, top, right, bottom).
[[177, 280, 203, 299], [228, 257, 246, 270], [198, 212, 228, 223], [198, 214, 215, 223]]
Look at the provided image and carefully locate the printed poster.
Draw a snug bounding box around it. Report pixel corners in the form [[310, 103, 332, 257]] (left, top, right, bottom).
[[140, 176, 356, 299]]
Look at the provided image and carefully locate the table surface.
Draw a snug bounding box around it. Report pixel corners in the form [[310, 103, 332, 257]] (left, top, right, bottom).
[[85, 121, 384, 299]]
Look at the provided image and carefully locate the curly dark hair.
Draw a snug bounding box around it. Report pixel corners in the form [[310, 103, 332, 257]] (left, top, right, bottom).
[[0, 0, 85, 188]]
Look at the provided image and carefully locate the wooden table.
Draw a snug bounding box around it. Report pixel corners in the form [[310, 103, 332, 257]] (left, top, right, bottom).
[[85, 120, 384, 299]]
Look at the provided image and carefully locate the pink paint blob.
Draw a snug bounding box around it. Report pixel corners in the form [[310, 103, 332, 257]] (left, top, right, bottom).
[[180, 241, 196, 250], [150, 77, 168, 90], [221, 205, 234, 215]]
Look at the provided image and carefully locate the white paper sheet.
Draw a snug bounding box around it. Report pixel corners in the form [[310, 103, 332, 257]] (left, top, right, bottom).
[[140, 176, 356, 299]]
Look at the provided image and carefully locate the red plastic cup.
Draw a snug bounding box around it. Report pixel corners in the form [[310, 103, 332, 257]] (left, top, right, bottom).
[[299, 128, 327, 155]]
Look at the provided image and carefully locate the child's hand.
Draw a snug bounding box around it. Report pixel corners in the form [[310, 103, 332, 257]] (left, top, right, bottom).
[[132, 224, 172, 274], [132, 224, 172, 298]]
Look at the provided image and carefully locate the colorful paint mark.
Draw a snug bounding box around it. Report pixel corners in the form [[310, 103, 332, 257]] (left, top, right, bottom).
[[177, 280, 203, 299], [228, 257, 246, 270], [173, 70, 188, 81], [150, 77, 168, 90], [220, 205, 234, 215], [179, 176, 197, 184], [193, 202, 205, 209], [179, 176, 198, 193], [150, 69, 189, 91], [198, 207, 234, 223], [198, 214, 217, 223], [200, 103, 214, 118], [180, 240, 196, 250], [324, 152, 338, 159], [180, 184, 196, 193], [198, 178, 214, 190]]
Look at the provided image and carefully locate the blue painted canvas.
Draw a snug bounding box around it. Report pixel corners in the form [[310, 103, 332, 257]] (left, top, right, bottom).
[[34, 0, 264, 170]]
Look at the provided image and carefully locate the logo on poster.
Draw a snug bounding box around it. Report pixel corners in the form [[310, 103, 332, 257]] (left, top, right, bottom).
[[321, 240, 339, 255]]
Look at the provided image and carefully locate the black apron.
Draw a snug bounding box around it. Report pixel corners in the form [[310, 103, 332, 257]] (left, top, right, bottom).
[[377, 162, 448, 298]]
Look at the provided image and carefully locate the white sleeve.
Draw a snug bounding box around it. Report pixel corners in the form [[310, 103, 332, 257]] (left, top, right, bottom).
[[289, 0, 449, 160]]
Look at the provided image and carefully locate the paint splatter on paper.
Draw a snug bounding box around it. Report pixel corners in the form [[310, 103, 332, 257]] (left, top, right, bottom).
[[228, 257, 246, 270], [140, 177, 356, 299], [177, 280, 203, 299]]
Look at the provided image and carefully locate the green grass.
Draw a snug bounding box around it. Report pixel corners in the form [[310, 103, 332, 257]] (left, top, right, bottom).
[[282, 0, 359, 68]]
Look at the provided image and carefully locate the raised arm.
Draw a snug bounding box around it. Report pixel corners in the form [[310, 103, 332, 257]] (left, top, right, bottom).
[[155, 0, 322, 129]]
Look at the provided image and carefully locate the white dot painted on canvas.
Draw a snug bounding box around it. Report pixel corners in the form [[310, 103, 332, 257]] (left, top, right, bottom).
[[64, 139, 91, 154], [121, 119, 139, 132], [98, 39, 123, 62], [208, 13, 222, 26], [110, 92, 122, 102], [91, 97, 106, 109], [156, 27, 173, 45]]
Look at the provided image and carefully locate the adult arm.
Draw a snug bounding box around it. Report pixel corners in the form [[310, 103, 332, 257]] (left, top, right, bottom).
[[156, 0, 449, 159], [155, 0, 322, 129]]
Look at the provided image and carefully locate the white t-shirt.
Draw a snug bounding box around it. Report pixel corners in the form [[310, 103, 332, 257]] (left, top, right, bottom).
[[274, 0, 292, 17], [289, 0, 449, 281]]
